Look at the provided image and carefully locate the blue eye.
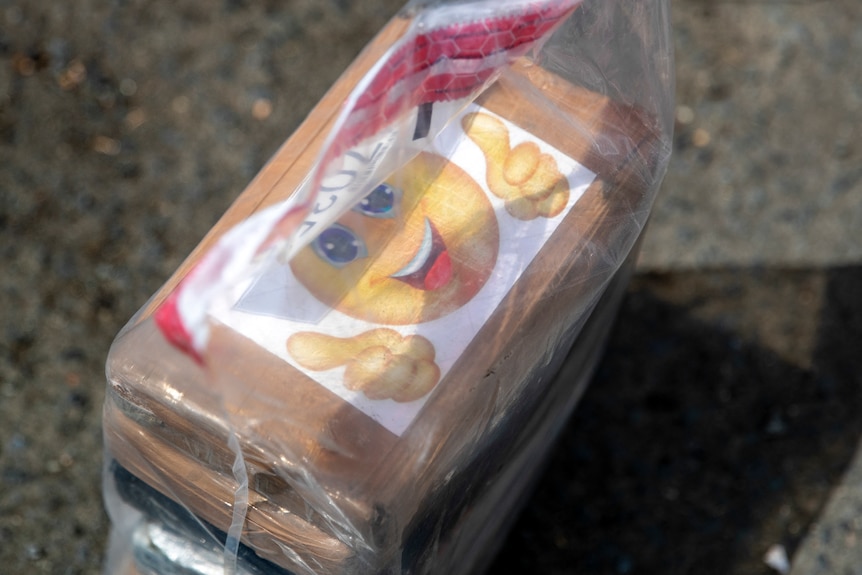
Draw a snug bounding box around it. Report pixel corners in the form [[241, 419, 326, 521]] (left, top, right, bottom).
[[354, 184, 399, 218], [311, 224, 367, 268]]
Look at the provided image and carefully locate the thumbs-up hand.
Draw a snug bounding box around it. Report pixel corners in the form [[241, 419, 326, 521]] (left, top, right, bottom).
[[287, 328, 440, 403], [462, 112, 569, 220]]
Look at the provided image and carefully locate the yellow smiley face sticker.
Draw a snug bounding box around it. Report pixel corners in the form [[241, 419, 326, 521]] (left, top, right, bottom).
[[291, 152, 499, 325]]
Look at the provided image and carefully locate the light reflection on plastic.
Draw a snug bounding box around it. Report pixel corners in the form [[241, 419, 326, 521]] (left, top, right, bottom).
[[166, 387, 184, 404]]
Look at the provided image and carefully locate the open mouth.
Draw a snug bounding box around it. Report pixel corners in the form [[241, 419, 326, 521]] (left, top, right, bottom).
[[390, 218, 452, 291]]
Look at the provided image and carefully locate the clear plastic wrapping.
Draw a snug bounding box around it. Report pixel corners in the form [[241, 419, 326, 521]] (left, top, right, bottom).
[[101, 1, 674, 573]]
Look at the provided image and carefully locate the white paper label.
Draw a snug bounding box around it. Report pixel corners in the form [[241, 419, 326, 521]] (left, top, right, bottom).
[[213, 104, 596, 436]]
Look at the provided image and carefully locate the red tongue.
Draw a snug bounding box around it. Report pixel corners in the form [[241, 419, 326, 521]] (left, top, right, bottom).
[[424, 250, 452, 291]]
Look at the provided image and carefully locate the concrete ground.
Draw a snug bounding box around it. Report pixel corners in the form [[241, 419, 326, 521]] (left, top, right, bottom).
[[0, 0, 860, 574]]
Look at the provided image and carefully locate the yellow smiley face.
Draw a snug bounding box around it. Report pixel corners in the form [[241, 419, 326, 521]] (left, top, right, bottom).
[[291, 152, 499, 324]]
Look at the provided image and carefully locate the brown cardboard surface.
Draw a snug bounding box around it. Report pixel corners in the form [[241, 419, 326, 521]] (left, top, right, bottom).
[[103, 14, 666, 574]]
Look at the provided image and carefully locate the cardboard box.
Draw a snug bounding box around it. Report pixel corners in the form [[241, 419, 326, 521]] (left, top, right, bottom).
[[103, 11, 666, 574]]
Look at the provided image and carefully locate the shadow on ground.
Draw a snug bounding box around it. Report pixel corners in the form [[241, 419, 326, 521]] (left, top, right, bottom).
[[493, 266, 862, 574]]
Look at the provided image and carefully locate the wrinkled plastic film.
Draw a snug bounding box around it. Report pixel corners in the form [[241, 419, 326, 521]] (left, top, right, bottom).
[[154, 0, 582, 361], [102, 0, 674, 573]]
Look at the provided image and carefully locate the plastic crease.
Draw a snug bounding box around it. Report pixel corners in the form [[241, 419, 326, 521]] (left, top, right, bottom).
[[225, 430, 250, 575]]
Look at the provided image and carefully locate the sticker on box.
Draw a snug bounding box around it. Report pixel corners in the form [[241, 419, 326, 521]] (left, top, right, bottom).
[[214, 104, 596, 436]]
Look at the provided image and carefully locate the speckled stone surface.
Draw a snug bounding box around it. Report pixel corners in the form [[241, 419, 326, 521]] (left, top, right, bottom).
[[1, 1, 860, 574], [790, 444, 862, 575], [638, 0, 862, 270]]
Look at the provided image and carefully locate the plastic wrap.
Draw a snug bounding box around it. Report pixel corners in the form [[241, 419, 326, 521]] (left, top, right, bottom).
[[101, 1, 674, 573]]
